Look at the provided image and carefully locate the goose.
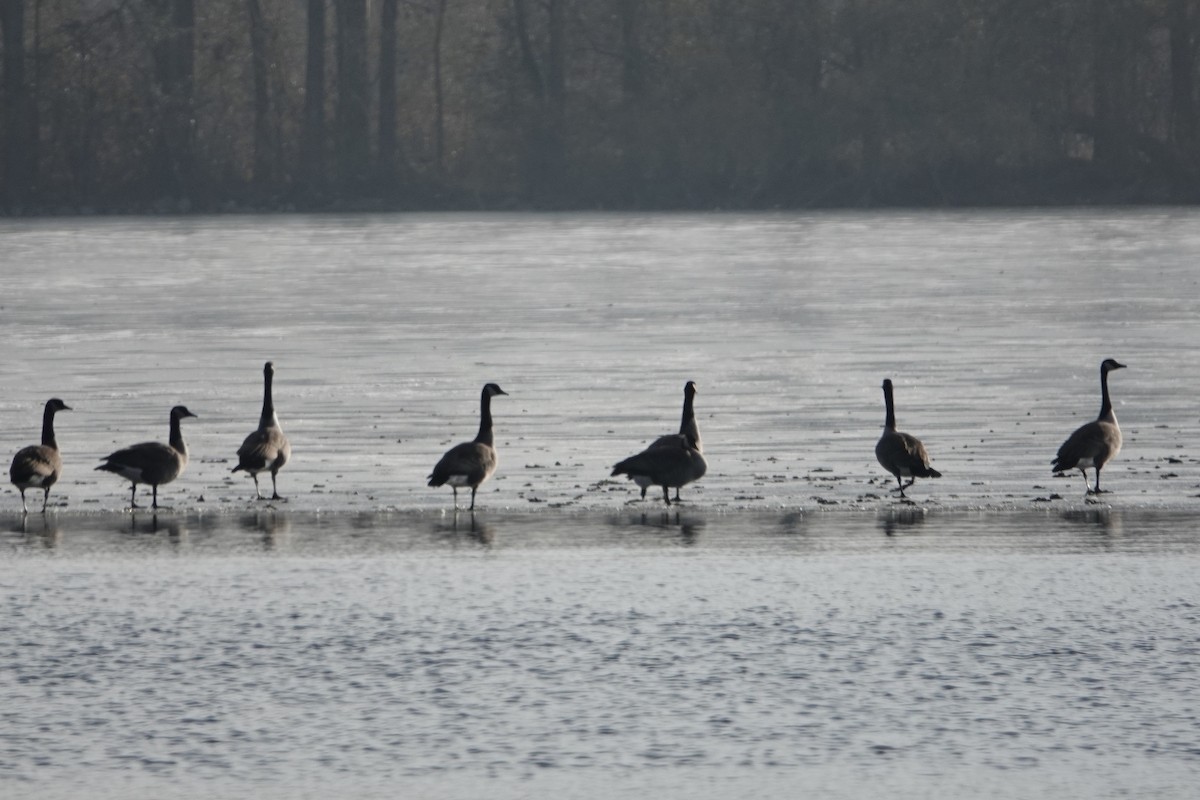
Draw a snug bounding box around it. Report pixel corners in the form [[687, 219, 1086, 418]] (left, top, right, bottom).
[[427, 383, 508, 510], [232, 361, 291, 500], [96, 405, 197, 509], [875, 379, 942, 498], [638, 380, 703, 502], [612, 382, 708, 505], [9, 398, 71, 514], [1052, 358, 1126, 495]]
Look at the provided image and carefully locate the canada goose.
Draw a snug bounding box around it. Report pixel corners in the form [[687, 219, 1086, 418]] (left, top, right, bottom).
[[232, 361, 291, 500], [875, 379, 942, 498], [427, 383, 508, 510], [611, 434, 707, 506], [612, 382, 708, 505], [96, 405, 197, 509], [1052, 358, 1126, 495], [9, 398, 71, 514], [636, 380, 703, 502]]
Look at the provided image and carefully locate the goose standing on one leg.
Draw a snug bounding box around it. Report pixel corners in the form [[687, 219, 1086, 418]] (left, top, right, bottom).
[[9, 398, 71, 514], [97, 405, 197, 510], [1052, 358, 1126, 495], [232, 361, 291, 500], [612, 382, 707, 505], [875, 379, 942, 499], [427, 383, 508, 510], [639, 380, 703, 503]]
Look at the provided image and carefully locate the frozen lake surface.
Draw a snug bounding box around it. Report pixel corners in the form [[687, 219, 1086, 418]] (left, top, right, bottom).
[[2, 211, 1200, 797], [1, 209, 1198, 513]]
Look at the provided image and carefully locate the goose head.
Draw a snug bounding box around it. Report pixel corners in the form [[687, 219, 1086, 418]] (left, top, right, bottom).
[[483, 383, 508, 398], [46, 398, 72, 413], [1101, 358, 1126, 374], [171, 405, 199, 421]]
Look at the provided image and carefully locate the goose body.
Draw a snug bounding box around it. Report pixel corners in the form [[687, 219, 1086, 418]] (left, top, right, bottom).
[[233, 361, 291, 500], [428, 383, 508, 510], [97, 405, 197, 509], [1052, 358, 1125, 495], [875, 379, 941, 498], [613, 381, 707, 505], [9, 398, 71, 514]]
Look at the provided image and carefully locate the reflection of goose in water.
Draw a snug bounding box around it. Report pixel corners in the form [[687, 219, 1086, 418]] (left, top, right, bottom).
[[613, 510, 705, 544], [240, 510, 292, 549], [876, 379, 941, 499], [125, 512, 188, 542], [1052, 359, 1126, 496], [14, 513, 62, 548], [433, 510, 496, 546], [97, 405, 197, 510], [428, 384, 508, 511], [1061, 508, 1123, 538], [9, 398, 71, 514], [877, 507, 928, 536]]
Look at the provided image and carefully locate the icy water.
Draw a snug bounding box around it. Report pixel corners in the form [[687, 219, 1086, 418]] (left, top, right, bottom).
[[2, 210, 1200, 797]]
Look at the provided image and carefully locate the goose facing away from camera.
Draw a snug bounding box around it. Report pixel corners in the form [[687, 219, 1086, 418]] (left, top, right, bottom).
[[875, 379, 941, 498], [632, 380, 703, 503], [96, 405, 197, 509], [1052, 358, 1126, 495], [233, 361, 291, 500], [9, 398, 71, 514], [428, 383, 508, 510]]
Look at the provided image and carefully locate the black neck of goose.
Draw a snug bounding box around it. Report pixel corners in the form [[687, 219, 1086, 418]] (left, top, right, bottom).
[[169, 414, 188, 455], [680, 390, 695, 431], [1099, 366, 1113, 418], [41, 404, 59, 450], [883, 383, 897, 429], [261, 370, 276, 425], [474, 390, 495, 446]]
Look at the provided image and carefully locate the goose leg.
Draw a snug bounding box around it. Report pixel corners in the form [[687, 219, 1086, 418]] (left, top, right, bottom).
[[451, 486, 459, 509], [673, 489, 682, 502], [469, 486, 477, 511], [19, 489, 28, 515], [251, 473, 263, 500], [1079, 468, 1094, 495], [129, 483, 141, 509], [41, 486, 50, 513], [662, 486, 672, 506], [270, 471, 284, 501], [1092, 468, 1107, 494], [151, 485, 159, 510]]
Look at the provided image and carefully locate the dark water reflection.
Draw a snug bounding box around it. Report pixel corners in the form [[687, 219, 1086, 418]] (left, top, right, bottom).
[[3, 508, 1197, 558]]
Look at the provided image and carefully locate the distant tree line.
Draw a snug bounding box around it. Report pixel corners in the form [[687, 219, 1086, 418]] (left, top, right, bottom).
[[2, 0, 1200, 213]]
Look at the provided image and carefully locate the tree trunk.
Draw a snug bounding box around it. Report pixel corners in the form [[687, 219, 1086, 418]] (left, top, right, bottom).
[[335, 0, 369, 188], [433, 0, 447, 173], [1169, 0, 1198, 166], [378, 0, 398, 180], [1, 0, 33, 206], [149, 0, 195, 198], [302, 0, 327, 189], [247, 0, 271, 185]]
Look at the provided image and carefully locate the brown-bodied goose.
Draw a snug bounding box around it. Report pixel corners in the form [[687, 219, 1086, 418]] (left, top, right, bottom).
[[232, 361, 291, 500], [9, 398, 71, 514], [96, 405, 197, 509], [427, 383, 508, 510], [1052, 358, 1126, 495], [875, 379, 942, 498], [615, 381, 707, 504]]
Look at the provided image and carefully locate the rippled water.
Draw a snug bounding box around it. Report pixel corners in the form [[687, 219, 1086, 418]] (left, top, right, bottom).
[[3, 510, 1200, 799], [3, 211, 1200, 797]]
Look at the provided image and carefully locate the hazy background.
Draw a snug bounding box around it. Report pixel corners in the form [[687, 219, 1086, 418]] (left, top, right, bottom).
[[3, 0, 1200, 213]]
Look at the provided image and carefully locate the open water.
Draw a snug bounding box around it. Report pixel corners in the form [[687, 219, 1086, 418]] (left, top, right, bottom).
[[2, 211, 1199, 797]]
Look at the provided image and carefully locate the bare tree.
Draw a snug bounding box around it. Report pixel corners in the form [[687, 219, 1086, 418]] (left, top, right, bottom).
[[1, 0, 33, 206]]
